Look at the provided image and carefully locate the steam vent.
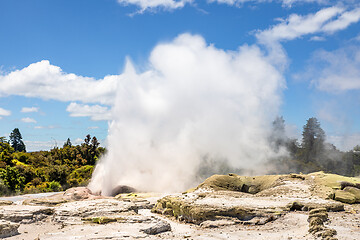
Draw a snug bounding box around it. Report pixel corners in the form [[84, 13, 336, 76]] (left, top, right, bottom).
[[0, 171, 359, 239]]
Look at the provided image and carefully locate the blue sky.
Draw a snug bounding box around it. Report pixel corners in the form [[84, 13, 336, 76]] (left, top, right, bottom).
[[0, 0, 360, 151]]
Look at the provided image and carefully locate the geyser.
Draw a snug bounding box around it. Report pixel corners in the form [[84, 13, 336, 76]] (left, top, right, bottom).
[[88, 33, 285, 195]]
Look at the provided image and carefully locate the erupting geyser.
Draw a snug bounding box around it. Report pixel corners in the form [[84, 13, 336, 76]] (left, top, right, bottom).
[[88, 34, 285, 195]]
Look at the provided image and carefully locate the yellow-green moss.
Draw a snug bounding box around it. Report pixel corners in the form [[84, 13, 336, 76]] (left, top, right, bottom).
[[82, 216, 118, 224]]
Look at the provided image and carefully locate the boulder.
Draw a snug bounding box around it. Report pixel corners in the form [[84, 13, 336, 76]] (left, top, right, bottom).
[[0, 220, 19, 238], [340, 181, 360, 190], [63, 187, 94, 200], [333, 190, 356, 204], [140, 221, 171, 235], [343, 186, 360, 202], [110, 185, 137, 196]]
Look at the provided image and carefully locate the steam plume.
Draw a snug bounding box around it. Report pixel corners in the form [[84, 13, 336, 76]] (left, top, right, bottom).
[[89, 34, 285, 195]]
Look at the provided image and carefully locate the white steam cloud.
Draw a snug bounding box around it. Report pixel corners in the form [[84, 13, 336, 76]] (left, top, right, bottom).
[[89, 33, 285, 194]]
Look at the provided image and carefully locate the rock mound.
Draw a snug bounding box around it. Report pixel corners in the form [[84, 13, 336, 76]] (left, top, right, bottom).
[[153, 171, 360, 226]]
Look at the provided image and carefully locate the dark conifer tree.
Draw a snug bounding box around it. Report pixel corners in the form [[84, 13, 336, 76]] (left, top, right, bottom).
[[301, 117, 325, 163], [9, 128, 26, 152]]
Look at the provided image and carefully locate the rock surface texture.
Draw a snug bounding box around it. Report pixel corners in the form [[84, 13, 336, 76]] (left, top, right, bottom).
[[0, 172, 359, 239]]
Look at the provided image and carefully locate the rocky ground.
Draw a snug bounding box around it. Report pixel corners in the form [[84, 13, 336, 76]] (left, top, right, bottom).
[[0, 171, 359, 240]]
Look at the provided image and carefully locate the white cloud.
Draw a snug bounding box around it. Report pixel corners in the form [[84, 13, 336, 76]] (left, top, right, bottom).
[[34, 125, 56, 129], [21, 117, 37, 123], [322, 7, 360, 32], [0, 107, 11, 117], [256, 7, 360, 44], [88, 126, 99, 130], [118, 0, 193, 13], [310, 36, 326, 41], [0, 60, 118, 105], [116, 0, 354, 14], [74, 138, 84, 145], [212, 0, 331, 7], [89, 33, 285, 194], [66, 102, 112, 121], [21, 107, 39, 113], [327, 134, 360, 151], [308, 46, 360, 92], [24, 140, 59, 152]]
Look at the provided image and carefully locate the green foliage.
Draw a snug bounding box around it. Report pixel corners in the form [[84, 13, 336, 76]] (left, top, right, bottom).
[[0, 166, 25, 193], [0, 139, 15, 166], [49, 181, 62, 192], [67, 165, 94, 187], [0, 134, 105, 196]]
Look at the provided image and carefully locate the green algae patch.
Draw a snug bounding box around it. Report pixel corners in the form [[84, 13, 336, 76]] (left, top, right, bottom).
[[82, 216, 118, 224]]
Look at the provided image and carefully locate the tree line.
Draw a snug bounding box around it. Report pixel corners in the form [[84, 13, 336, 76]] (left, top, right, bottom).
[[268, 116, 360, 176], [0, 129, 105, 196]]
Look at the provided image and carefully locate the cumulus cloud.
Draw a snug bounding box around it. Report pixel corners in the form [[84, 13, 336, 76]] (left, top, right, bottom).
[[21, 107, 39, 113], [66, 102, 112, 121], [89, 33, 285, 194], [21, 117, 37, 123], [308, 46, 360, 92], [256, 6, 360, 44], [0, 60, 118, 105], [0, 107, 11, 118]]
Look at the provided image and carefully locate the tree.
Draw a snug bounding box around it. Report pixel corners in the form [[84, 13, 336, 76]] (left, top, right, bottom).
[[84, 134, 91, 145], [269, 116, 287, 152], [300, 117, 325, 163], [91, 136, 100, 150], [63, 138, 72, 148], [9, 128, 26, 152], [0, 137, 14, 166]]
